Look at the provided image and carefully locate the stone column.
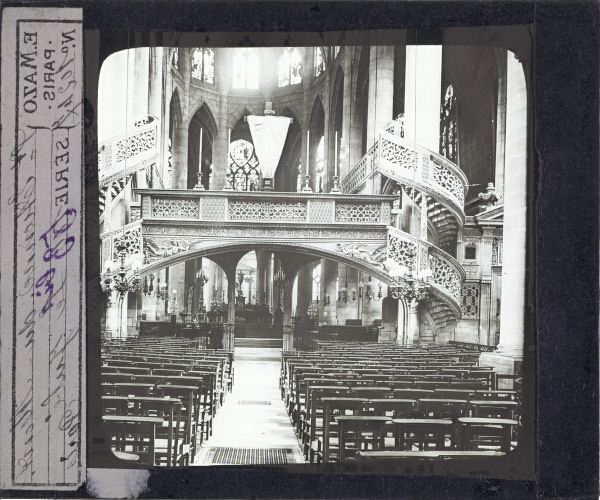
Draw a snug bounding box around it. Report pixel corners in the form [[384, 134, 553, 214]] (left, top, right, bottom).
[[494, 49, 508, 198], [212, 97, 229, 190], [480, 52, 528, 374], [341, 48, 363, 178], [295, 264, 313, 325], [256, 250, 271, 305], [282, 275, 296, 351], [404, 45, 442, 152], [104, 293, 121, 338], [367, 46, 395, 150], [225, 268, 237, 351], [172, 122, 189, 189], [171, 50, 190, 189], [407, 302, 419, 345], [321, 260, 338, 325]]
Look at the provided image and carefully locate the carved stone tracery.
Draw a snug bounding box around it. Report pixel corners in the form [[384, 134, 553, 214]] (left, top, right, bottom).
[[430, 254, 462, 301], [115, 128, 156, 163], [229, 200, 307, 221], [335, 202, 381, 223], [152, 197, 199, 218]]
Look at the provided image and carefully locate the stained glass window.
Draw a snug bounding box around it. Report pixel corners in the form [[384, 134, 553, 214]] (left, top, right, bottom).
[[334, 46, 340, 58], [172, 48, 179, 70], [228, 139, 260, 191], [314, 47, 326, 77], [191, 48, 214, 84], [440, 84, 458, 163], [278, 48, 302, 87], [233, 48, 259, 89]]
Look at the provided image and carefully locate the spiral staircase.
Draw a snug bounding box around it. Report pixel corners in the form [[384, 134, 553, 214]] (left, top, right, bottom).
[[341, 120, 469, 333]]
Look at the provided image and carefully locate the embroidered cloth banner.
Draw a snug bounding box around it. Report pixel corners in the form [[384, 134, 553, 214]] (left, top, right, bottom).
[[247, 115, 291, 179]]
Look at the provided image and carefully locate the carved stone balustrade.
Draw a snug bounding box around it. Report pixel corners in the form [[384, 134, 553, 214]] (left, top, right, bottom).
[[98, 115, 160, 186], [135, 190, 394, 226], [386, 226, 464, 320], [100, 220, 143, 270], [341, 121, 469, 251]]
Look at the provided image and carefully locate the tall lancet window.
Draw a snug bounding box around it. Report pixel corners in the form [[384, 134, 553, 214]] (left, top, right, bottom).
[[232, 48, 259, 89], [228, 139, 260, 191], [314, 47, 326, 77], [315, 135, 325, 193], [172, 48, 179, 70], [191, 48, 215, 84], [278, 48, 302, 87], [312, 262, 321, 302], [440, 84, 458, 164]]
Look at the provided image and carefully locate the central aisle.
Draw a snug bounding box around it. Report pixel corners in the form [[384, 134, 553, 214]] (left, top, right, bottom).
[[194, 347, 305, 465]]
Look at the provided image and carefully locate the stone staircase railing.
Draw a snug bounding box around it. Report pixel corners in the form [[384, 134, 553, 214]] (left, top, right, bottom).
[[100, 220, 143, 270], [98, 115, 160, 183], [341, 121, 469, 227], [386, 226, 464, 320]]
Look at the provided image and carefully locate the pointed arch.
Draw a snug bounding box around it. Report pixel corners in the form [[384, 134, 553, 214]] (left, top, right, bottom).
[[169, 88, 182, 130], [187, 102, 218, 189]]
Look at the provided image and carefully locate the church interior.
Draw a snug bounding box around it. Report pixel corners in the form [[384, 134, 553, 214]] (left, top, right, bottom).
[[92, 30, 534, 476]]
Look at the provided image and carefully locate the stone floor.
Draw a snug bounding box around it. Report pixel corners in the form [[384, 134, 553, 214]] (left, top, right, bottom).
[[194, 347, 305, 465]]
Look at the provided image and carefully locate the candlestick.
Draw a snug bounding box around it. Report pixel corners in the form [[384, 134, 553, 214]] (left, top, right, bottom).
[[335, 131, 338, 177], [306, 130, 310, 177]]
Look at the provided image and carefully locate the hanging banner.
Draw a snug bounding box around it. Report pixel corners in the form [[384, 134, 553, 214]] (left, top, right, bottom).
[[246, 115, 291, 179]]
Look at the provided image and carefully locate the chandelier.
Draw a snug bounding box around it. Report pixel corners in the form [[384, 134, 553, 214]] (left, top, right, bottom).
[[387, 247, 432, 304], [101, 238, 142, 300], [196, 269, 209, 316]]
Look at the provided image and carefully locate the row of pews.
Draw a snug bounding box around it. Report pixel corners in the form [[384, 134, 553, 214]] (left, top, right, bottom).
[[281, 341, 522, 475], [101, 337, 234, 466]]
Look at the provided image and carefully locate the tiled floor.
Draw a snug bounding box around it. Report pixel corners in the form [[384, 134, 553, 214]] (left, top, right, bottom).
[[194, 347, 305, 465]]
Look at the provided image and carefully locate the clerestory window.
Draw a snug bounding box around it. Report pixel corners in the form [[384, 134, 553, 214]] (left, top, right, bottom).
[[278, 48, 302, 87], [191, 48, 215, 84], [233, 48, 259, 89]]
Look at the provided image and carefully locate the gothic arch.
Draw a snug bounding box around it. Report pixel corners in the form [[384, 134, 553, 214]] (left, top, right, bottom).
[[187, 100, 218, 134], [169, 89, 183, 130], [187, 103, 218, 189]]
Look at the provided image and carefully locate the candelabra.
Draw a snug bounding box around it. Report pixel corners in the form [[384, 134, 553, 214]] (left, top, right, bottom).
[[101, 239, 142, 301], [142, 274, 155, 296], [307, 301, 319, 320], [196, 269, 209, 320], [387, 248, 432, 304], [364, 276, 383, 301], [100, 238, 142, 337], [156, 280, 169, 302]]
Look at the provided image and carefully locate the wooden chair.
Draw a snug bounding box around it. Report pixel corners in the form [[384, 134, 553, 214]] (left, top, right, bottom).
[[114, 382, 155, 397], [129, 396, 183, 466], [335, 415, 392, 472], [457, 417, 518, 453], [393, 418, 455, 450], [158, 384, 201, 464], [467, 400, 518, 420], [102, 415, 163, 466], [317, 397, 370, 466], [101, 395, 128, 415], [417, 399, 468, 419]]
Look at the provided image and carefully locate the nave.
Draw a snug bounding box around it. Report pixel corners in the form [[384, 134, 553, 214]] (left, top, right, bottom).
[[100, 337, 522, 477]]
